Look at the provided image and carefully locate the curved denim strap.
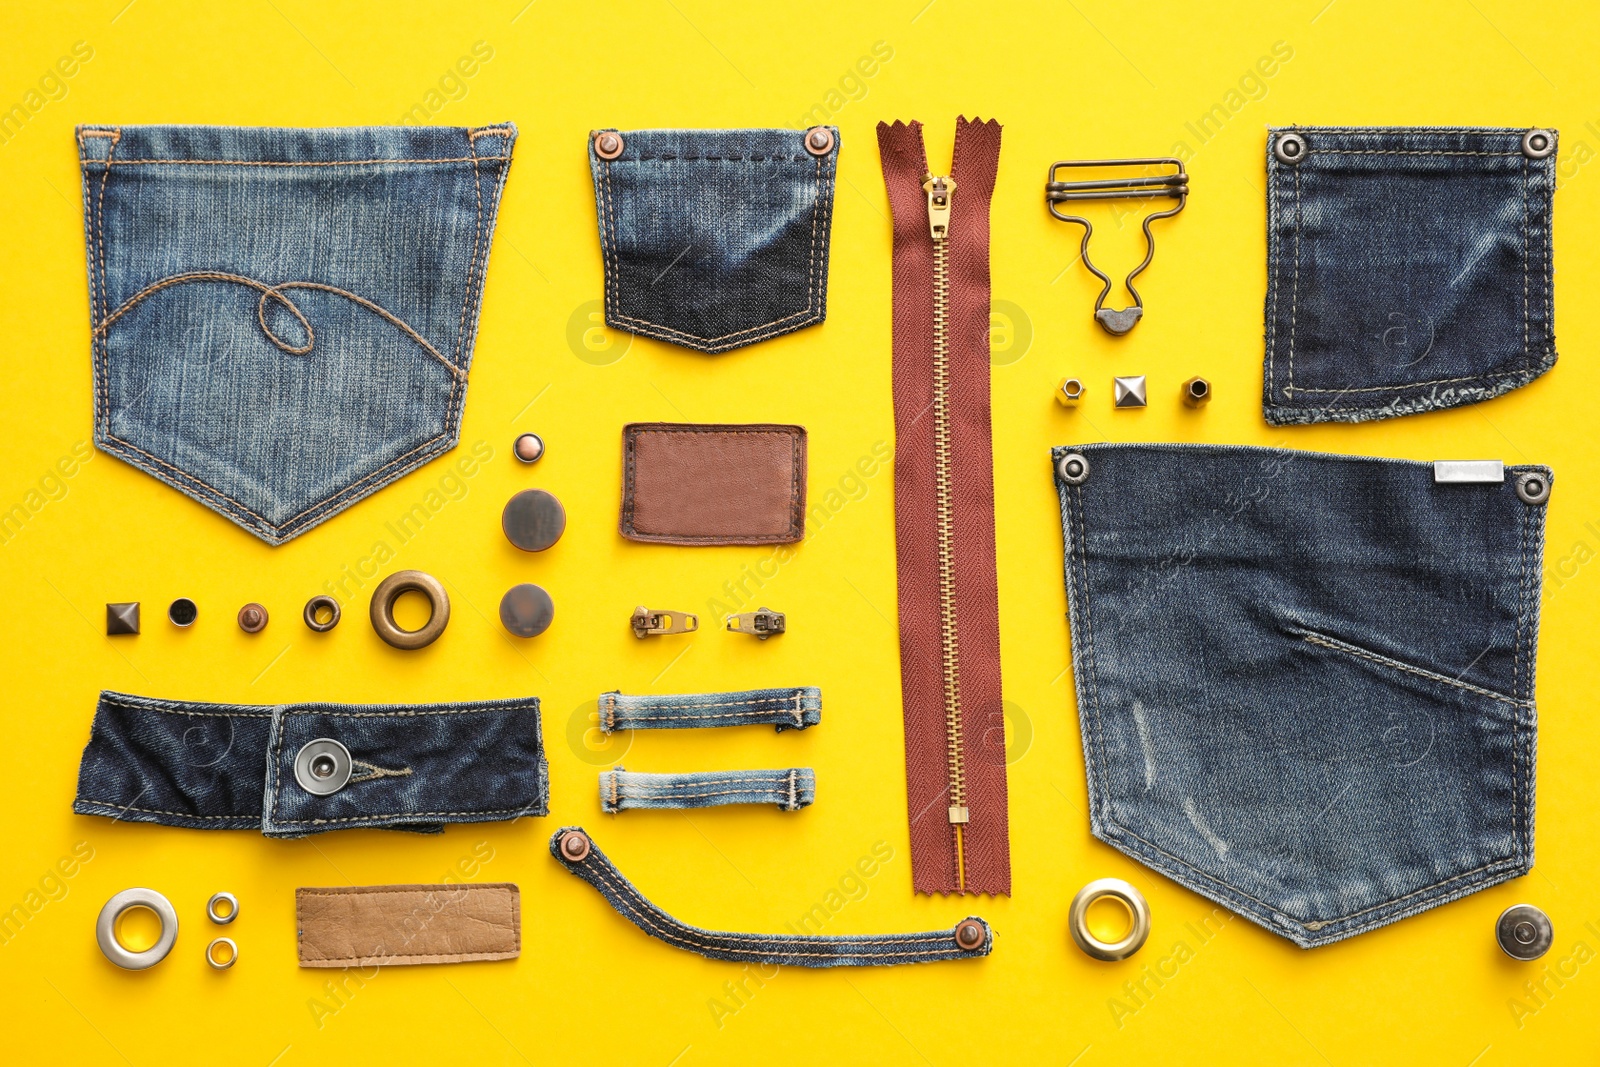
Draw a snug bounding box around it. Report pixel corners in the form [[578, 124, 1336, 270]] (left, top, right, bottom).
[[599, 768, 816, 813], [550, 827, 992, 967], [73, 690, 548, 839], [597, 687, 820, 733]]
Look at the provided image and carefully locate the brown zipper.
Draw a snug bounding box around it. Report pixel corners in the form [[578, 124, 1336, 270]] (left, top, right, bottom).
[[878, 118, 1009, 896]]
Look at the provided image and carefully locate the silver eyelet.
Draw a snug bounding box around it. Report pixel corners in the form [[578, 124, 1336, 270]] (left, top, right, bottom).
[[206, 891, 239, 925], [1056, 452, 1090, 486], [294, 738, 352, 796], [1273, 131, 1307, 165], [1514, 471, 1551, 505], [1521, 129, 1555, 160], [1068, 878, 1151, 961], [96, 888, 179, 970]]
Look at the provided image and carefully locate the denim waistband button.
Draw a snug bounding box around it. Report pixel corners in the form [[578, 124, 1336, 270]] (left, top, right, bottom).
[[294, 738, 352, 796], [237, 603, 268, 633], [1496, 903, 1553, 960], [502, 489, 567, 552], [804, 127, 835, 157], [1514, 471, 1551, 505], [1273, 131, 1306, 164], [1056, 452, 1090, 486], [594, 131, 624, 160], [1521, 129, 1555, 160], [500, 583, 555, 638]]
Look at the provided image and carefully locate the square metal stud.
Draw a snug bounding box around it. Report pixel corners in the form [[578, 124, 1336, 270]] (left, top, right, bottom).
[[106, 602, 140, 635], [1113, 375, 1147, 408]]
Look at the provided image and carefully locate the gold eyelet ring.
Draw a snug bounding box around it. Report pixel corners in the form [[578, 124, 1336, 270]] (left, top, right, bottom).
[[369, 570, 450, 650], [1068, 877, 1151, 961]]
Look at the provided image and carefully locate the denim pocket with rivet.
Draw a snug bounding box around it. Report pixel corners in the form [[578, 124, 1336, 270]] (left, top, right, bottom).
[[588, 128, 838, 353], [78, 123, 517, 543], [1263, 126, 1555, 424]]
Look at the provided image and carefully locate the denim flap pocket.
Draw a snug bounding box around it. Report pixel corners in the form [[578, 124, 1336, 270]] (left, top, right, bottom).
[[589, 127, 838, 353], [1263, 126, 1556, 424]]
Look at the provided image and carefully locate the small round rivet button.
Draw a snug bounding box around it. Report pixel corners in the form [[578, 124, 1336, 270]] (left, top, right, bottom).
[[238, 603, 268, 633], [293, 738, 352, 796], [499, 583, 555, 638], [954, 919, 986, 951], [560, 830, 592, 862], [502, 489, 568, 552], [1522, 128, 1555, 160], [1496, 903, 1553, 960], [804, 126, 835, 157], [1515, 471, 1551, 505], [595, 132, 624, 160], [1274, 131, 1307, 165], [1056, 452, 1090, 486], [168, 598, 198, 627], [514, 433, 545, 464]]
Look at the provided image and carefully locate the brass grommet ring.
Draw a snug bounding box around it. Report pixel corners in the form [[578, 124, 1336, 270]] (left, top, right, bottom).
[[803, 126, 835, 157], [559, 830, 592, 862], [594, 131, 624, 160], [303, 594, 341, 632], [1068, 877, 1150, 961], [206, 936, 238, 970], [369, 570, 450, 650]]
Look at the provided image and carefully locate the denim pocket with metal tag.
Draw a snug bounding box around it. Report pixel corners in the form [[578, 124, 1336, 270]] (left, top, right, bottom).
[[588, 127, 838, 353], [1053, 443, 1548, 947], [78, 123, 516, 544], [1263, 126, 1556, 424]]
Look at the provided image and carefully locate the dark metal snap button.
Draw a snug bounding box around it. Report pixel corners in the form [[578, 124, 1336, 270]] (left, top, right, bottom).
[[1496, 903, 1553, 960], [559, 829, 592, 862], [106, 602, 140, 635], [594, 131, 624, 160], [1521, 128, 1555, 160], [1273, 131, 1306, 165], [294, 738, 352, 796], [513, 432, 545, 464], [1515, 471, 1551, 505], [303, 594, 341, 632], [804, 126, 835, 157], [499, 583, 555, 638], [237, 603, 268, 633], [954, 919, 986, 951], [370, 570, 450, 650], [1056, 452, 1090, 486], [502, 489, 567, 552], [168, 598, 198, 627]]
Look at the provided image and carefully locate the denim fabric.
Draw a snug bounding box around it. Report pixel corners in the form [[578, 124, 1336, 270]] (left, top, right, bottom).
[[551, 828, 992, 967], [74, 690, 548, 838], [599, 768, 815, 813], [588, 128, 838, 353], [78, 123, 517, 543], [598, 687, 820, 733], [1053, 443, 1548, 946], [1264, 126, 1555, 424]]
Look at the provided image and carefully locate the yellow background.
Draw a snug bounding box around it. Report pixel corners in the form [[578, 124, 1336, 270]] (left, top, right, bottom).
[[2, 1, 1597, 1063]]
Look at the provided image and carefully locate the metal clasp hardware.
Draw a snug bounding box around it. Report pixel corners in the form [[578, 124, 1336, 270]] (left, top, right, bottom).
[[726, 607, 785, 639], [631, 606, 699, 639]]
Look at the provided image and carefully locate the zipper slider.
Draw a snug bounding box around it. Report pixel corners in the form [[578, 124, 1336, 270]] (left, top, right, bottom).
[[922, 173, 956, 240]]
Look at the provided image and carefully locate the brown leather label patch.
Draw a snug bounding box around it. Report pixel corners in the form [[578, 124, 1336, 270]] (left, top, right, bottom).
[[295, 883, 520, 967], [620, 423, 807, 545]]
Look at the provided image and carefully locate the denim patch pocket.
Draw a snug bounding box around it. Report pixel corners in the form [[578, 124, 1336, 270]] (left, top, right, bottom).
[[1264, 126, 1556, 424], [1053, 443, 1548, 947], [78, 123, 517, 544], [588, 127, 838, 353]]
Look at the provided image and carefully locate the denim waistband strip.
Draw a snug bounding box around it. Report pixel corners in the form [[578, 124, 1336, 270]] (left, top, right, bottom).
[[599, 768, 816, 813], [597, 687, 820, 733], [550, 828, 992, 967], [73, 690, 548, 839]]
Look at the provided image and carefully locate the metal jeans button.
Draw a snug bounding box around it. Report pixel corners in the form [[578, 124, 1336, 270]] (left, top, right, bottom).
[[499, 583, 555, 638], [594, 131, 624, 160], [1515, 471, 1551, 505], [1521, 128, 1555, 160], [502, 489, 568, 552], [1056, 452, 1090, 486], [294, 738, 352, 796], [513, 432, 545, 463], [804, 126, 835, 156], [237, 603, 268, 633], [1273, 131, 1306, 164], [1496, 903, 1553, 960]]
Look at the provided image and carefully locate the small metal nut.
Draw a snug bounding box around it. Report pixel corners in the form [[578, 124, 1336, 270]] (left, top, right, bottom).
[[237, 603, 268, 633], [594, 131, 624, 160], [1273, 131, 1307, 165], [206, 937, 238, 970], [1521, 128, 1555, 160], [96, 888, 178, 970], [294, 738, 353, 796], [804, 126, 835, 157], [207, 892, 239, 925], [369, 570, 450, 650], [1055, 377, 1085, 406], [1183, 376, 1211, 408], [1056, 452, 1090, 486], [1496, 903, 1553, 960], [1069, 877, 1151, 961], [1515, 471, 1551, 505], [954, 919, 986, 951], [303, 594, 341, 633], [168, 598, 198, 627], [513, 432, 545, 464], [560, 830, 592, 862]]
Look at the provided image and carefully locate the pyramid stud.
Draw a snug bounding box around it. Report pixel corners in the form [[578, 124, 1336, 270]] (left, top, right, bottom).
[[1113, 375, 1147, 408], [106, 602, 140, 635]]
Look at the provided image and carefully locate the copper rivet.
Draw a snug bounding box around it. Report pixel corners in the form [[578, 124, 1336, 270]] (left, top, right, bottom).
[[237, 603, 268, 633], [561, 831, 591, 862], [513, 432, 545, 464], [955, 920, 984, 950], [595, 132, 624, 160], [804, 126, 835, 157]]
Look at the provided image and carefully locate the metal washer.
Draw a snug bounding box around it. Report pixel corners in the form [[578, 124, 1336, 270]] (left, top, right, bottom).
[[1068, 877, 1151, 961], [96, 887, 178, 970], [294, 738, 352, 796]]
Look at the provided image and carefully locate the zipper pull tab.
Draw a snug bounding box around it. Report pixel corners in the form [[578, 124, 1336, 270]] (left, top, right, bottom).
[[922, 173, 956, 240]]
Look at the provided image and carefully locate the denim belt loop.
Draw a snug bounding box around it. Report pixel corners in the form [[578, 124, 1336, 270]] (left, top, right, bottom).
[[599, 768, 816, 813], [596, 687, 821, 733]]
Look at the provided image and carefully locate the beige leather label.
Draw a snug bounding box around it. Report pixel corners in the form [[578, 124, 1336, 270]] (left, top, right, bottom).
[[620, 423, 807, 545], [296, 883, 520, 967]]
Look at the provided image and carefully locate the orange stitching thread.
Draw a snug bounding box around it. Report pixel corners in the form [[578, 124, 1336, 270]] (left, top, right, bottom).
[[103, 155, 512, 166]]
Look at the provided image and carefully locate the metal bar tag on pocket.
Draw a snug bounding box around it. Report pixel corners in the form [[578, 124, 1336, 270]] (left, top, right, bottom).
[[1433, 460, 1505, 484]]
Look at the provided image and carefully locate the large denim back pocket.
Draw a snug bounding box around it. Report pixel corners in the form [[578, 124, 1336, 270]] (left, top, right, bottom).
[[79, 123, 516, 544], [1053, 443, 1548, 946], [1264, 126, 1556, 424], [588, 127, 838, 353]]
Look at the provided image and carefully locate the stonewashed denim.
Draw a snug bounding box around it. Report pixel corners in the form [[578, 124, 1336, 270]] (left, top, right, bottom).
[[1052, 443, 1548, 947], [1264, 126, 1556, 424], [599, 768, 815, 813], [588, 128, 838, 353], [551, 827, 992, 967], [598, 687, 820, 733], [74, 691, 548, 838], [78, 123, 517, 543]]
